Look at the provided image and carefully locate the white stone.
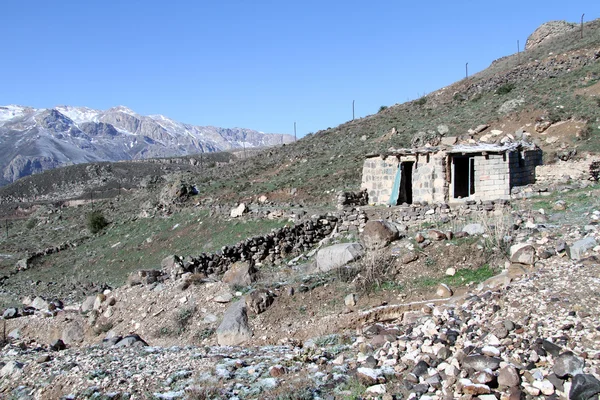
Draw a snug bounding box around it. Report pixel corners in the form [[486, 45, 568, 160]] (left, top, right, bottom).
[[532, 380, 554, 395]]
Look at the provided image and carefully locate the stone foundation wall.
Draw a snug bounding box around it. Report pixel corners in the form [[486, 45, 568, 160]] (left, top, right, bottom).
[[366, 200, 510, 223]]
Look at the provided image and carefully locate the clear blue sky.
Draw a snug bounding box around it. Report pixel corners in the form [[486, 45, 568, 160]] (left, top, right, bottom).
[[0, 1, 596, 137]]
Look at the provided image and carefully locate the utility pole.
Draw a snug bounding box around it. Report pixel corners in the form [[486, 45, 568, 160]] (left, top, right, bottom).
[[242, 132, 247, 159], [581, 13, 585, 39], [294, 122, 297, 142], [465, 62, 469, 79], [352, 100, 355, 121]]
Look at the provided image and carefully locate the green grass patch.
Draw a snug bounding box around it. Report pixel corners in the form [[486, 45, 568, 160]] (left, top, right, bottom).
[[414, 264, 496, 288]]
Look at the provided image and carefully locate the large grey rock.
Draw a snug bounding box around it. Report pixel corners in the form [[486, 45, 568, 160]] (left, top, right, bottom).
[[80, 296, 96, 313], [222, 261, 256, 288], [526, 21, 577, 50], [461, 355, 501, 371], [316, 243, 363, 272], [31, 296, 49, 311], [360, 220, 399, 250], [61, 321, 85, 345], [497, 365, 520, 387], [553, 351, 584, 378], [161, 255, 184, 278], [0, 361, 23, 377], [510, 244, 536, 265], [217, 300, 252, 346], [246, 289, 274, 314], [230, 203, 247, 218], [2, 308, 18, 319], [461, 223, 484, 235], [568, 237, 597, 261], [569, 373, 600, 400]]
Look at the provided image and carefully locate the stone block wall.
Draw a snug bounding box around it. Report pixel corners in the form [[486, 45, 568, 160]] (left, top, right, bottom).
[[473, 153, 511, 201], [412, 153, 446, 204], [509, 149, 543, 188], [361, 156, 400, 205]]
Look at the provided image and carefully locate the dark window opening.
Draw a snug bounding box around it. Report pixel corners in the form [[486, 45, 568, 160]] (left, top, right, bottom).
[[453, 156, 475, 198]]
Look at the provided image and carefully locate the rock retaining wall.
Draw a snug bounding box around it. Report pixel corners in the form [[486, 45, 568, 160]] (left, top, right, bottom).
[[172, 209, 368, 276]]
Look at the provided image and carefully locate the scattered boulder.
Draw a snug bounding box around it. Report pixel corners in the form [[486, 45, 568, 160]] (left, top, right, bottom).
[[462, 223, 485, 235], [0, 361, 23, 377], [230, 203, 247, 218], [80, 296, 96, 313], [114, 334, 148, 348], [553, 351, 584, 378], [436, 284, 453, 297], [61, 321, 85, 345], [50, 339, 66, 351], [462, 355, 501, 371], [222, 261, 256, 288], [427, 229, 447, 241], [15, 259, 29, 271], [569, 373, 600, 400], [246, 289, 274, 314], [216, 300, 253, 346], [360, 220, 399, 250], [315, 243, 363, 272], [7, 328, 20, 340], [127, 269, 163, 286], [345, 293, 357, 307], [213, 292, 234, 303], [31, 296, 49, 311], [401, 252, 418, 265], [161, 255, 185, 278], [356, 367, 382, 385], [2, 308, 19, 319], [567, 237, 597, 261], [498, 365, 521, 387], [510, 244, 536, 265]]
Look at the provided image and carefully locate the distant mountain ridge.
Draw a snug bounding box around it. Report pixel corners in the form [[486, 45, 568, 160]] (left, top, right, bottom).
[[0, 105, 294, 185]]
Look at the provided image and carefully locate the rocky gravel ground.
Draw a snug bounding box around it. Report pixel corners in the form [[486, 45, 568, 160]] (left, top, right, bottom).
[[1, 243, 600, 399]]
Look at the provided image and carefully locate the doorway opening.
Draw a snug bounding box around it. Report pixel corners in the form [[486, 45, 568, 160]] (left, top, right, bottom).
[[453, 156, 475, 198], [398, 161, 413, 204]]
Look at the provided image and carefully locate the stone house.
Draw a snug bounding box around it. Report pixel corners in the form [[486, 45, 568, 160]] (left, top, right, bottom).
[[361, 142, 542, 206]]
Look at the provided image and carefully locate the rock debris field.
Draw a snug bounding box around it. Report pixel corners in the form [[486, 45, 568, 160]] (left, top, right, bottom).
[[1, 245, 600, 399]]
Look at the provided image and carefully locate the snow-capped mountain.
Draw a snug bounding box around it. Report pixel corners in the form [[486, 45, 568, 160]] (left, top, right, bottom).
[[0, 105, 294, 185]]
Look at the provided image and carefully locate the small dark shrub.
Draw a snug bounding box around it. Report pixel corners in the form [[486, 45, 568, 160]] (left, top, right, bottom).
[[496, 83, 515, 94], [25, 218, 37, 230], [175, 306, 196, 332], [87, 211, 108, 234], [415, 97, 427, 106], [378, 105, 388, 112], [453, 92, 466, 102]]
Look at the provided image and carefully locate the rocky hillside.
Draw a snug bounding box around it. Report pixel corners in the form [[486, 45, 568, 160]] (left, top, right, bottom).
[[1, 17, 600, 400], [0, 105, 294, 186]]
